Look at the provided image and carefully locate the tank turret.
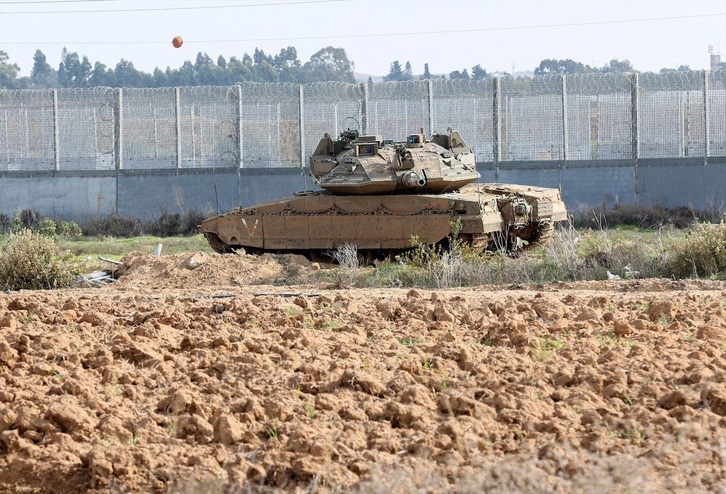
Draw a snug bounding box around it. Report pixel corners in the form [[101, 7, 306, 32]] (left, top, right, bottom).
[[310, 128, 479, 195]]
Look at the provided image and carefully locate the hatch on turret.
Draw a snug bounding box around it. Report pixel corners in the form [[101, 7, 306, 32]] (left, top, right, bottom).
[[355, 142, 378, 157], [406, 134, 425, 148]]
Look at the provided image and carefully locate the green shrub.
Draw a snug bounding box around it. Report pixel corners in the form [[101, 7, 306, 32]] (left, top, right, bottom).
[[0, 229, 82, 290], [79, 209, 208, 238], [571, 202, 723, 230], [667, 221, 726, 278], [143, 208, 182, 237], [0, 214, 11, 234], [0, 209, 82, 239], [181, 209, 208, 235], [80, 215, 143, 238]]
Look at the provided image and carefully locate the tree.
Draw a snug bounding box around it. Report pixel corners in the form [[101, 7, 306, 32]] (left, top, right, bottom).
[[227, 56, 254, 82], [89, 61, 114, 87], [256, 60, 279, 82], [194, 52, 216, 85], [404, 61, 413, 81], [449, 69, 470, 80], [471, 64, 488, 80], [273, 47, 301, 82], [599, 59, 634, 73], [253, 48, 272, 65], [385, 60, 404, 81], [30, 50, 56, 88], [151, 67, 167, 87], [194, 53, 214, 68], [422, 63, 431, 79], [172, 61, 196, 86], [303, 46, 355, 82], [58, 49, 92, 87], [217, 55, 227, 69], [0, 51, 26, 89], [113, 59, 142, 87], [273, 47, 300, 70], [534, 58, 593, 75]]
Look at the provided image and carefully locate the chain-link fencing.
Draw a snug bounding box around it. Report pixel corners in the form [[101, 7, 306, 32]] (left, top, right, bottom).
[[1, 71, 724, 172]]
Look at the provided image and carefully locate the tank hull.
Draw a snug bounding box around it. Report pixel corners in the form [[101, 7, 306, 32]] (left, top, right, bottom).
[[199, 183, 568, 257]]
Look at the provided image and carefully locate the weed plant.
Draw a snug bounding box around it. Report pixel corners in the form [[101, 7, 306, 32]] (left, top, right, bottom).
[[329, 242, 361, 287], [0, 229, 82, 290], [667, 220, 726, 278]]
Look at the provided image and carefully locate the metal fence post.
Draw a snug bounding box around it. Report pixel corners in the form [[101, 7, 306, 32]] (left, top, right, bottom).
[[630, 72, 640, 201], [174, 87, 182, 169], [703, 70, 710, 164], [492, 77, 501, 181], [52, 89, 60, 171], [114, 88, 123, 171], [361, 82, 369, 136], [427, 79, 434, 136], [298, 85, 305, 169], [561, 75, 568, 161], [630, 73, 640, 161], [237, 84, 244, 168], [114, 88, 123, 215]]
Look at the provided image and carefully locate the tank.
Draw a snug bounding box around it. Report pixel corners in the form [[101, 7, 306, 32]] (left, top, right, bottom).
[[199, 129, 567, 259]]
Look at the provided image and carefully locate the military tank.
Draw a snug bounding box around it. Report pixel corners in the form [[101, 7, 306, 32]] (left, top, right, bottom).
[[199, 129, 567, 260]]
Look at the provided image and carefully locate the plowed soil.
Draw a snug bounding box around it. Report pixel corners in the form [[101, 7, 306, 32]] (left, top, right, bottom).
[[1, 252, 725, 493]]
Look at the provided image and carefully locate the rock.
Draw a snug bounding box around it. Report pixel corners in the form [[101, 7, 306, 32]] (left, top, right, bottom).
[[214, 414, 243, 444], [157, 389, 194, 415], [696, 326, 726, 340], [180, 254, 204, 270], [0, 341, 19, 368], [658, 390, 688, 410], [46, 398, 96, 435], [80, 311, 108, 326], [433, 302, 456, 323], [701, 386, 726, 416], [293, 296, 309, 309], [0, 315, 16, 329]]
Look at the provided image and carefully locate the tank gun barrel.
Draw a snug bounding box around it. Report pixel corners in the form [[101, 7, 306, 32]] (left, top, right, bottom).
[[401, 171, 427, 188]]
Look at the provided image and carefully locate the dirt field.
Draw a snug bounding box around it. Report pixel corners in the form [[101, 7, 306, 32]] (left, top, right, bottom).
[[1, 251, 725, 493]]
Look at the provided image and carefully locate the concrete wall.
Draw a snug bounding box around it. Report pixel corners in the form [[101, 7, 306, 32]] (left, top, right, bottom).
[[1, 158, 724, 222]]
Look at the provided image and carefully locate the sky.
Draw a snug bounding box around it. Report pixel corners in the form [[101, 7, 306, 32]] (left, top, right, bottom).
[[0, 0, 724, 79]]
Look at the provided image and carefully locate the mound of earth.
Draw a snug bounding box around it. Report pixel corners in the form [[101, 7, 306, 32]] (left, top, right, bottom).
[[113, 251, 318, 292], [0, 252, 725, 493]]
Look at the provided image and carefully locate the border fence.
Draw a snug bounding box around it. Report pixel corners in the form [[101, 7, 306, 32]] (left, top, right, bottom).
[[0, 71, 725, 220]]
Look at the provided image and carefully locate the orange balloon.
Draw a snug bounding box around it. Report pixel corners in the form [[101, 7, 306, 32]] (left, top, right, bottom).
[[172, 36, 183, 48]]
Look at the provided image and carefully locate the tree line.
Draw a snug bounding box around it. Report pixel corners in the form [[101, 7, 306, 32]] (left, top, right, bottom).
[[0, 46, 356, 89], [1, 45, 723, 90]]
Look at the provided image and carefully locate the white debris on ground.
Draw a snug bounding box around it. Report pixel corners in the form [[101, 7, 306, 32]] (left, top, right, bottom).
[[75, 270, 116, 287]]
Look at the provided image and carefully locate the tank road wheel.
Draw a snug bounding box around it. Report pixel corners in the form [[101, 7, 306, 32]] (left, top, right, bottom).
[[523, 222, 555, 251], [205, 233, 234, 254], [469, 235, 490, 254]]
